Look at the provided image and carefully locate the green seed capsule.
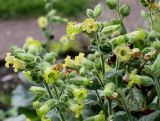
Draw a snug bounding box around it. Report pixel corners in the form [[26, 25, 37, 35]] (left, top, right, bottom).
[[106, 0, 118, 9], [120, 4, 130, 17], [139, 76, 154, 86], [140, 0, 149, 7], [86, 9, 94, 18]]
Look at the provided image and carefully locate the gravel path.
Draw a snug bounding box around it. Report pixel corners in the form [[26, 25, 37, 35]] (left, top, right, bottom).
[[0, 0, 144, 59]]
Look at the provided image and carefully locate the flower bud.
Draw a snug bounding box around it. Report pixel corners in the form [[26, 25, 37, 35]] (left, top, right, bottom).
[[86, 9, 95, 18], [102, 24, 121, 34], [120, 4, 130, 17], [110, 35, 127, 47], [32, 101, 41, 109], [30, 86, 46, 95], [39, 99, 57, 115], [44, 52, 56, 63], [139, 75, 154, 86], [84, 111, 105, 121], [69, 103, 84, 118], [94, 3, 103, 18], [152, 40, 160, 52], [15, 53, 35, 63], [104, 82, 116, 97], [106, 0, 118, 9]]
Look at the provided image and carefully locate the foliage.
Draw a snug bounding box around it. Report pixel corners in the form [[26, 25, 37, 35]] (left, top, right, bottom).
[[4, 0, 160, 121]]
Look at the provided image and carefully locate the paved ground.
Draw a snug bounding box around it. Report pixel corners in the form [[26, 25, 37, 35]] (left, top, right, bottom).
[[0, 0, 144, 59]]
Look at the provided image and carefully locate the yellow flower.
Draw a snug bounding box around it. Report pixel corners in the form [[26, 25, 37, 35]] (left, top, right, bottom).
[[69, 103, 84, 118], [74, 53, 86, 65], [38, 16, 48, 28], [24, 37, 42, 54], [12, 58, 26, 72], [43, 67, 59, 84], [82, 18, 98, 33], [115, 45, 131, 62], [66, 22, 82, 40], [73, 88, 88, 102], [128, 71, 141, 87], [5, 53, 26, 72], [23, 71, 32, 80], [5, 53, 14, 68], [63, 55, 74, 68]]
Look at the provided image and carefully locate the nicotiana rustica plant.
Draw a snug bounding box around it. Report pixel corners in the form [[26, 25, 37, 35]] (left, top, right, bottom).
[[5, 0, 160, 121]]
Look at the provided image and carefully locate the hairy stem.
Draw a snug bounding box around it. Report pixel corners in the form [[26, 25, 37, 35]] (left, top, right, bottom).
[[154, 77, 160, 104]]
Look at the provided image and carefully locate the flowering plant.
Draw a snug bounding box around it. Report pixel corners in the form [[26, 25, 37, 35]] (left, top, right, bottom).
[[5, 0, 160, 121]]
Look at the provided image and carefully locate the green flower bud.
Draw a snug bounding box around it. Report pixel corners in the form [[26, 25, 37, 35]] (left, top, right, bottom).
[[129, 71, 154, 87], [120, 4, 130, 17], [44, 52, 57, 63], [104, 82, 116, 97], [106, 0, 118, 9], [32, 101, 41, 109], [110, 35, 127, 47], [102, 24, 121, 34], [86, 9, 95, 18], [39, 99, 57, 115], [152, 40, 160, 52], [94, 3, 103, 18], [139, 0, 149, 7], [69, 103, 84, 118], [15, 53, 35, 63], [99, 42, 112, 54], [30, 86, 46, 95], [84, 111, 105, 121], [68, 76, 92, 86]]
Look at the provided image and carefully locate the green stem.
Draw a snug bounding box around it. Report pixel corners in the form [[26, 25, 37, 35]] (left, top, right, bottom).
[[107, 99, 112, 116], [121, 96, 133, 121], [95, 90, 108, 117], [116, 1, 127, 34], [149, 7, 154, 31], [43, 81, 66, 121]]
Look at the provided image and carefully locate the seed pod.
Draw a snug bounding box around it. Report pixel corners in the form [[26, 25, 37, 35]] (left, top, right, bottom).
[[106, 0, 118, 9], [139, 0, 149, 7], [94, 3, 103, 18], [102, 24, 121, 34], [120, 4, 130, 17], [99, 42, 112, 54], [139, 76, 154, 86]]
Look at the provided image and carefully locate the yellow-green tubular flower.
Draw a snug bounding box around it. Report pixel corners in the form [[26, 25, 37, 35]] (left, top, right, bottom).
[[23, 37, 42, 55], [127, 29, 148, 50], [84, 111, 105, 121], [128, 71, 154, 87], [74, 53, 86, 66], [82, 18, 98, 33], [66, 22, 82, 40], [62, 55, 74, 68], [110, 35, 127, 47], [102, 24, 121, 34], [115, 46, 131, 62], [106, 0, 118, 9], [69, 103, 84, 118], [69, 85, 88, 102], [43, 67, 60, 84], [152, 40, 160, 52], [104, 82, 116, 97], [5, 53, 26, 72], [38, 16, 48, 28], [38, 99, 57, 115], [29, 86, 46, 95]]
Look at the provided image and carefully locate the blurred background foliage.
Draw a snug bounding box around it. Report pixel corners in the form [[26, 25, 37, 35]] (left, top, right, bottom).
[[0, 0, 94, 19]]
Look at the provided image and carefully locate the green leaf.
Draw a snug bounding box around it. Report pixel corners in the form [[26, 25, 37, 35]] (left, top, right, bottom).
[[138, 111, 160, 121]]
